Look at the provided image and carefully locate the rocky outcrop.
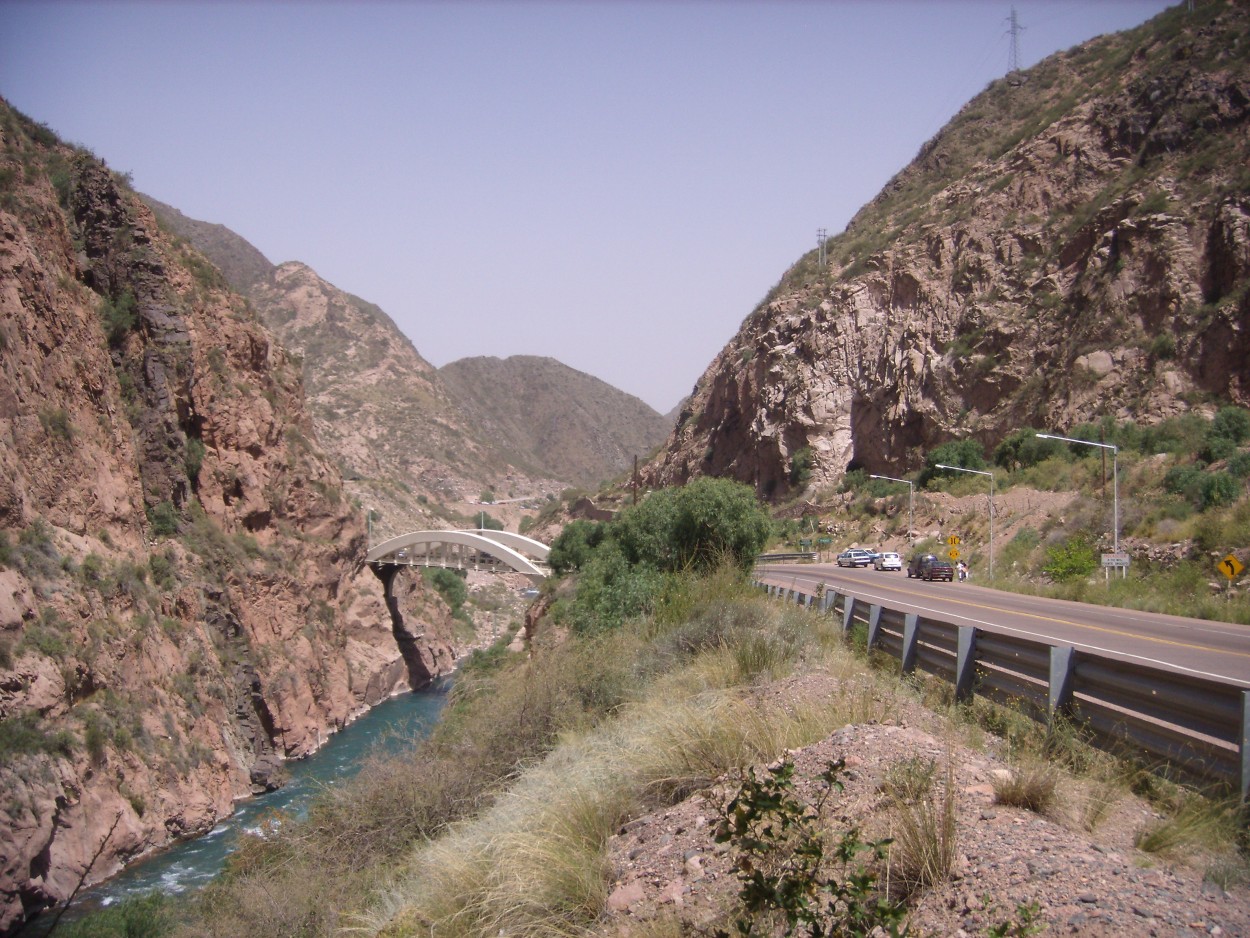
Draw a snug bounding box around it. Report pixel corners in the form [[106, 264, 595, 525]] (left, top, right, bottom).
[[0, 103, 457, 931], [647, 4, 1250, 497]]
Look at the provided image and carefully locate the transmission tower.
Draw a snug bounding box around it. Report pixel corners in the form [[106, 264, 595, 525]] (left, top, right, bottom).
[[1006, 7, 1024, 73], [817, 228, 827, 265]]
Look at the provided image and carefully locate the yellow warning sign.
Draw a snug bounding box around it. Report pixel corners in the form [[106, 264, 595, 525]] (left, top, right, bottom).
[[948, 548, 961, 561], [947, 535, 961, 546], [1218, 554, 1244, 581]]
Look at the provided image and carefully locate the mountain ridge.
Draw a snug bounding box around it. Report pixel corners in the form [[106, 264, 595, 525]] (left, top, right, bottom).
[[645, 1, 1250, 499]]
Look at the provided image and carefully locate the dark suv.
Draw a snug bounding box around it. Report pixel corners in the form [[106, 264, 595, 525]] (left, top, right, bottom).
[[907, 553, 954, 581]]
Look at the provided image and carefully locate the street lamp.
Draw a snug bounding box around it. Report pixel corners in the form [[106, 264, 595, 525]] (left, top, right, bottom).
[[869, 474, 914, 545], [1036, 432, 1120, 565], [935, 464, 995, 578]]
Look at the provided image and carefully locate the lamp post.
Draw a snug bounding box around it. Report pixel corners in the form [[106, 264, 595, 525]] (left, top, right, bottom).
[[935, 464, 995, 578], [869, 474, 914, 545], [1036, 432, 1120, 572]]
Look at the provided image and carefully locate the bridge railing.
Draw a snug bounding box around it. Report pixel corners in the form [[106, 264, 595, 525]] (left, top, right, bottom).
[[755, 578, 1250, 799]]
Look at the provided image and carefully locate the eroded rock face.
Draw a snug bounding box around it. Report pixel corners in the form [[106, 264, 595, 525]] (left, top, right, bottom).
[[648, 6, 1249, 498], [0, 106, 458, 931]]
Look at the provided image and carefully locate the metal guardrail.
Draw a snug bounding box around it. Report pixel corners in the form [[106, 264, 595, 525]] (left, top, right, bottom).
[[755, 579, 1250, 799], [756, 551, 818, 562]]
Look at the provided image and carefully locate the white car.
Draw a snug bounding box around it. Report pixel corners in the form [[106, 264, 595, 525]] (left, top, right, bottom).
[[873, 551, 903, 571], [836, 549, 874, 567]]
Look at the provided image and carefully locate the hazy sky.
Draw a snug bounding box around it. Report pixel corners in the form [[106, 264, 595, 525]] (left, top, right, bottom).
[[1, 1, 1171, 413]]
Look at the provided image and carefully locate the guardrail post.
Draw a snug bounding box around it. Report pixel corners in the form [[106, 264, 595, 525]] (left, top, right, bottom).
[[822, 588, 836, 614], [802, 592, 812, 608], [842, 596, 856, 635], [1048, 645, 1076, 720], [1241, 690, 1249, 802], [867, 605, 882, 650], [955, 626, 977, 702], [901, 613, 919, 674]]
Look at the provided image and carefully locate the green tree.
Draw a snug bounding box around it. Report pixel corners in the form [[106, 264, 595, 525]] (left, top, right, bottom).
[[993, 428, 1063, 470], [789, 446, 814, 489], [548, 519, 607, 575], [919, 439, 987, 487], [615, 478, 770, 572]]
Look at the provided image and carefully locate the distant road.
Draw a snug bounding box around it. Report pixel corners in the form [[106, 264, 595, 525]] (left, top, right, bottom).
[[756, 562, 1250, 687]]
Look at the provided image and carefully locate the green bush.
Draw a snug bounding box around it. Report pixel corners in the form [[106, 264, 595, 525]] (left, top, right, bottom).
[[993, 428, 1064, 470], [146, 501, 179, 537], [1042, 536, 1098, 582], [99, 289, 137, 346], [0, 711, 75, 759], [713, 757, 907, 937], [1210, 406, 1250, 445], [185, 437, 206, 482], [1227, 452, 1250, 479], [57, 893, 173, 938], [548, 519, 607, 574], [616, 477, 770, 572], [919, 439, 987, 487], [422, 567, 468, 615], [789, 445, 814, 488], [1200, 472, 1241, 510]]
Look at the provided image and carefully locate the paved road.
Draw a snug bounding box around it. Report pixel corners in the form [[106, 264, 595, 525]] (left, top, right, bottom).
[[756, 562, 1250, 688]]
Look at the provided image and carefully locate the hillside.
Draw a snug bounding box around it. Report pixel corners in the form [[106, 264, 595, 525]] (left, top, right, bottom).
[[646, 1, 1250, 499], [0, 102, 460, 932], [438, 355, 670, 489], [142, 200, 672, 526]]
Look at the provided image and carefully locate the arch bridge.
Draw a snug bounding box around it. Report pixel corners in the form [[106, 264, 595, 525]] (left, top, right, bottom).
[[366, 529, 551, 581]]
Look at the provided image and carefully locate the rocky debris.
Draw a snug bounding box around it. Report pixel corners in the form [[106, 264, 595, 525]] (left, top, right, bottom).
[[601, 685, 1250, 937]]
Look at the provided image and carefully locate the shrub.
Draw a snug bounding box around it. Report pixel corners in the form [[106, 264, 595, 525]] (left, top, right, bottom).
[[185, 436, 206, 482], [548, 519, 608, 574], [99, 289, 137, 346], [789, 446, 814, 489], [615, 477, 771, 573], [1227, 452, 1250, 479], [146, 501, 179, 537], [1210, 406, 1250, 445], [919, 439, 987, 486], [1042, 535, 1098, 582], [422, 567, 468, 615], [713, 757, 907, 937], [0, 711, 75, 759], [1200, 472, 1241, 510], [993, 428, 1063, 470], [39, 407, 74, 441]]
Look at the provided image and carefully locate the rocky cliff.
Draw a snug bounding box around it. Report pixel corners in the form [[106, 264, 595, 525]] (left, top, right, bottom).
[[647, 2, 1249, 498], [0, 103, 456, 931]]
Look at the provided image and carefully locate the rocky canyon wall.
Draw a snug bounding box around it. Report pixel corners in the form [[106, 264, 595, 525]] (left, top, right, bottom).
[[647, 3, 1249, 498], [0, 104, 457, 932]]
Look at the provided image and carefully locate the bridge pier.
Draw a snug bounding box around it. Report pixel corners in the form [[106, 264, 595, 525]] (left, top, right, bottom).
[[370, 563, 440, 690]]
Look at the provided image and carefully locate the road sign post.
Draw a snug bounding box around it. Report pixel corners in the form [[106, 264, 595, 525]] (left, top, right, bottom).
[[1101, 553, 1130, 569]]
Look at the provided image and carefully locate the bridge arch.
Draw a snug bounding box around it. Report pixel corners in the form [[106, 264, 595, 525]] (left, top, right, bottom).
[[366, 529, 550, 580]]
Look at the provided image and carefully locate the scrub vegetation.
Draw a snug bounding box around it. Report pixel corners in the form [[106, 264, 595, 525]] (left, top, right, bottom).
[[835, 405, 1250, 624], [59, 478, 1247, 937]]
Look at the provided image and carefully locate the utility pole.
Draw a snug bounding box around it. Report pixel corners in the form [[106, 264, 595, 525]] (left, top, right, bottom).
[[1006, 7, 1024, 73], [817, 228, 827, 266]]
